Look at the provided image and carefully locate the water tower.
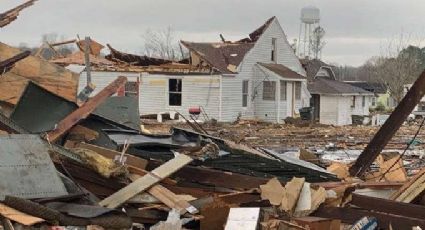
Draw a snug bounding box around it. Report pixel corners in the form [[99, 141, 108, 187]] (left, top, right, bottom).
[[298, 6, 320, 58]]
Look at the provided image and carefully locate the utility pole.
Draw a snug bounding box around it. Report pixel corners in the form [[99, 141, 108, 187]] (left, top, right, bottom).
[[84, 36, 92, 85], [77, 36, 95, 104]]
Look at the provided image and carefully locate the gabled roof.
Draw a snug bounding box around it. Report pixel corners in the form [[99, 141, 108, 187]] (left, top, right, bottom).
[[258, 63, 306, 80], [308, 78, 373, 95], [301, 58, 336, 80], [105, 44, 172, 66], [346, 81, 387, 94], [181, 41, 255, 74]]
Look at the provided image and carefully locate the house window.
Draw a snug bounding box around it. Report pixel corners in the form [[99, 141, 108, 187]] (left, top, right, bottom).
[[362, 96, 366, 107], [280, 81, 287, 101], [263, 81, 276, 101], [169, 79, 182, 106], [271, 38, 277, 62], [124, 81, 138, 98], [351, 96, 356, 108], [242, 80, 249, 107], [419, 102, 425, 111], [295, 82, 301, 100], [371, 97, 376, 106]]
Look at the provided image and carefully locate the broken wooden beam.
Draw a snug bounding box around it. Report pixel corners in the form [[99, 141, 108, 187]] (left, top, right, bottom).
[[0, 51, 31, 74], [46, 76, 127, 142], [76, 142, 148, 169], [146, 181, 198, 214], [351, 193, 425, 220], [99, 154, 192, 209], [389, 168, 425, 203], [0, 0, 38, 28], [350, 69, 425, 177], [49, 39, 77, 47]]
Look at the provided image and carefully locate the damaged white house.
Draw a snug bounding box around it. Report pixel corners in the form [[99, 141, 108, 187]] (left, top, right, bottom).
[[142, 16, 309, 123], [77, 17, 310, 123]]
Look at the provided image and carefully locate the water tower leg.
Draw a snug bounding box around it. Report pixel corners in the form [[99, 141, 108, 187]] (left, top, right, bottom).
[[298, 23, 302, 57], [304, 23, 307, 58]]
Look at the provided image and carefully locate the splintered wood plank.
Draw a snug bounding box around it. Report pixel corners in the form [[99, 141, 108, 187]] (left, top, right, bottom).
[[395, 174, 425, 203], [77, 142, 147, 169], [390, 168, 425, 201], [0, 42, 79, 104], [46, 76, 127, 142], [147, 183, 198, 214], [99, 154, 192, 209], [0, 203, 44, 226]]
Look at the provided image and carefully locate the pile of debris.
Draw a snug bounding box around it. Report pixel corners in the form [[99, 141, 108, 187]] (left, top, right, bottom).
[[0, 52, 424, 229]]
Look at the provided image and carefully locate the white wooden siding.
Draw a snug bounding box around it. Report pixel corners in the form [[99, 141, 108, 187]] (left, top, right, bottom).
[[77, 18, 309, 123], [139, 74, 221, 120], [79, 71, 140, 96], [225, 18, 308, 123], [351, 95, 371, 116], [318, 95, 372, 126], [79, 71, 221, 120], [319, 96, 339, 125], [251, 65, 309, 123], [338, 96, 352, 125]]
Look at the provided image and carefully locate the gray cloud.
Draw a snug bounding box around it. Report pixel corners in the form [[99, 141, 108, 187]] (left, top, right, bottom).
[[1, 0, 425, 66]]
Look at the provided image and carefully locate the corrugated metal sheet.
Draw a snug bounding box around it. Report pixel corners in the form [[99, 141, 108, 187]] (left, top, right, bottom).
[[11, 81, 140, 134], [0, 135, 68, 199], [93, 96, 141, 131]]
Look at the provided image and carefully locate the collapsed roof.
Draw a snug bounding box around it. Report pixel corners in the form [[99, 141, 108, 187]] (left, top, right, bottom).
[[181, 41, 255, 74], [237, 16, 276, 43], [105, 44, 172, 66], [50, 51, 113, 66], [0, 50, 30, 74], [181, 16, 277, 74], [0, 0, 37, 28], [0, 42, 79, 105]]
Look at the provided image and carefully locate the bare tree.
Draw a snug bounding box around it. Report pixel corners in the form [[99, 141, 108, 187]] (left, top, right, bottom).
[[361, 35, 423, 103], [38, 33, 75, 59], [142, 26, 187, 60], [310, 26, 326, 59]]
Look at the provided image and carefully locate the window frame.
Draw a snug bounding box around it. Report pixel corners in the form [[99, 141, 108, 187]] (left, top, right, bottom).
[[362, 96, 366, 107], [294, 81, 302, 100], [242, 80, 249, 107], [124, 81, 139, 98], [168, 78, 182, 106], [351, 96, 356, 108], [280, 80, 287, 101], [271, 38, 277, 62], [262, 81, 276, 101]]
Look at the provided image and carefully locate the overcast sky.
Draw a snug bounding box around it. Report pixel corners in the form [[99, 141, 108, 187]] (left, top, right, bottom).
[[1, 0, 425, 66]]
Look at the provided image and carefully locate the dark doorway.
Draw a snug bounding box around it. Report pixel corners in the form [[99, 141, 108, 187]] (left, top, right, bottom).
[[311, 94, 320, 121]]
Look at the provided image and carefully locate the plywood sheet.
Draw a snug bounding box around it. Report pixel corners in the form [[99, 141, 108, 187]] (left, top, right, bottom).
[[0, 42, 78, 105]]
